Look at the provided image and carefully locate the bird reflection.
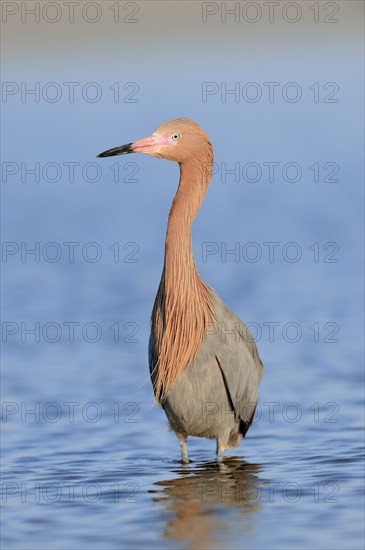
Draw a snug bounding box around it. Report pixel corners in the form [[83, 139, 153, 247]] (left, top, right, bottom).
[[150, 457, 263, 549]]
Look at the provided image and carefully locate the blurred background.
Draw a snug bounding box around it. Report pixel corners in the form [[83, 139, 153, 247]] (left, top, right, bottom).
[[1, 1, 364, 549]]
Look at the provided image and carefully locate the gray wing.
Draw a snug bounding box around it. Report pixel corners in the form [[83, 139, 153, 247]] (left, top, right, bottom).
[[210, 292, 264, 434]]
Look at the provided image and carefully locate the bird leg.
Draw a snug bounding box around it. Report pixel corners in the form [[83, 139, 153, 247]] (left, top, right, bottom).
[[177, 434, 190, 464], [216, 440, 225, 463]]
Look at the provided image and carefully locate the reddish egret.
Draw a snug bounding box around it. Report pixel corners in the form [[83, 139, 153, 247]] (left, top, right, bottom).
[[98, 119, 263, 462]]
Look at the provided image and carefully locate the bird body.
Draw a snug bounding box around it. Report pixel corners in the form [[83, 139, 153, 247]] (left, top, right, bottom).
[[97, 118, 263, 462], [150, 290, 263, 461]]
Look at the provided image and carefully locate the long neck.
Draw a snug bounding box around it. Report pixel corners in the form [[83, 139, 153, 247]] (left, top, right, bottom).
[[164, 160, 208, 284], [151, 155, 215, 402]]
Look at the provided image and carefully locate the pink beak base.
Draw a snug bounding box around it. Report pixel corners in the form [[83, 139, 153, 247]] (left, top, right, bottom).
[[132, 134, 171, 154]]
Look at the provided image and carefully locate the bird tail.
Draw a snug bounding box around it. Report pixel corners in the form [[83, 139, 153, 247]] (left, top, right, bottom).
[[239, 403, 257, 439]]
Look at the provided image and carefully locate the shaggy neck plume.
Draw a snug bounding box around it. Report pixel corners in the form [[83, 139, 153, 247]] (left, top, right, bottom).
[[151, 150, 215, 402]]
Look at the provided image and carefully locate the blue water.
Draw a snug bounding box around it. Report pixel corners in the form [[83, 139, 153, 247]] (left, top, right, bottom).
[[1, 2, 364, 548]]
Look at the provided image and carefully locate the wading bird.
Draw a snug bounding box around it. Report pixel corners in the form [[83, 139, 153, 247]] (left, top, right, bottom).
[[97, 119, 263, 462]]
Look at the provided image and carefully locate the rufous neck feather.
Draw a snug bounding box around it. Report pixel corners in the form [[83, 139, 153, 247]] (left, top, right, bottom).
[[151, 149, 215, 402]]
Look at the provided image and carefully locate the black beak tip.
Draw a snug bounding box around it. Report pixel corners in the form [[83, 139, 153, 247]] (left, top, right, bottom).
[[96, 143, 134, 158]]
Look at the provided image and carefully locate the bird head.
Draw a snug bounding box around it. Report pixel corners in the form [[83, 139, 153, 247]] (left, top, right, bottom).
[[97, 118, 213, 165]]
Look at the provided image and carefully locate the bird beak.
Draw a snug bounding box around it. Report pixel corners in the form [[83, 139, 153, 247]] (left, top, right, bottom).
[[97, 134, 170, 158]]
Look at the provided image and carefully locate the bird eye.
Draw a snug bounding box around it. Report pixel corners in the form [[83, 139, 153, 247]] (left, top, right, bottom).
[[171, 133, 181, 141]]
